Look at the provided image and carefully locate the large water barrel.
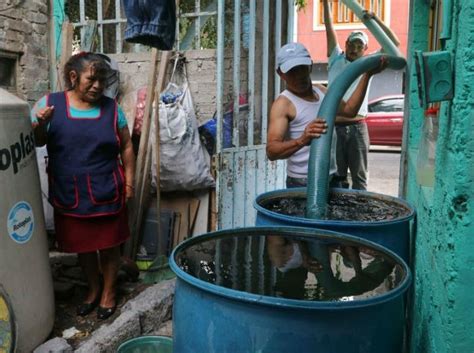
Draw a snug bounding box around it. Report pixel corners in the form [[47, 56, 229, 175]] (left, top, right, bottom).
[[0, 89, 55, 352], [255, 188, 415, 263], [170, 227, 411, 353]]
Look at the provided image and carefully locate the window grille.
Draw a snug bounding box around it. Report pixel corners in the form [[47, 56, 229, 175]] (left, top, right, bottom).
[[66, 0, 127, 54], [314, 0, 387, 29], [177, 0, 219, 50], [65, 0, 221, 53]]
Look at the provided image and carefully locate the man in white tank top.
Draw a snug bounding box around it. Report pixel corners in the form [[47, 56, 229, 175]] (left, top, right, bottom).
[[323, 0, 400, 190], [267, 42, 384, 188]]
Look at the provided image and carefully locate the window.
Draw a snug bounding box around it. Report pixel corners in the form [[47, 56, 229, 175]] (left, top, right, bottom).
[[65, 0, 128, 54], [313, 0, 388, 31], [428, 0, 442, 51], [64, 0, 226, 53], [369, 97, 404, 113], [0, 51, 18, 92]]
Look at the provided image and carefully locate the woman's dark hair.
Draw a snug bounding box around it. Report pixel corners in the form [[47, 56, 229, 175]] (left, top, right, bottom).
[[63, 52, 109, 90]]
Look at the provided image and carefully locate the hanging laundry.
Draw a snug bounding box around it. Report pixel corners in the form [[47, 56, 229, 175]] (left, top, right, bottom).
[[123, 0, 176, 50]]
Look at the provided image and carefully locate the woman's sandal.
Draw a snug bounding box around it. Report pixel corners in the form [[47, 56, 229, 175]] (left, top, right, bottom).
[[97, 304, 117, 320], [76, 295, 100, 316]]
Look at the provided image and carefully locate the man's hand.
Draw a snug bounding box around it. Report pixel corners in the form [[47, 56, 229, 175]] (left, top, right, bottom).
[[367, 56, 388, 76], [35, 106, 54, 127], [362, 10, 377, 21], [297, 118, 328, 146]]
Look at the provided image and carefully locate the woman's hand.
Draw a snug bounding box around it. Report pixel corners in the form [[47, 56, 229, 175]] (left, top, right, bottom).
[[35, 106, 54, 126], [297, 118, 328, 146]]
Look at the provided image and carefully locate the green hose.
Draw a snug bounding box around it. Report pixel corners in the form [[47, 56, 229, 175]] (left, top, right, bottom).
[[305, 54, 406, 219]]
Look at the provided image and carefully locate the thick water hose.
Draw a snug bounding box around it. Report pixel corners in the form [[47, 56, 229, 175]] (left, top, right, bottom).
[[305, 54, 406, 219]]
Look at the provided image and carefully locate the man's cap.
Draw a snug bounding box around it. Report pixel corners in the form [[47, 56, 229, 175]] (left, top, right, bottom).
[[276, 43, 312, 73], [347, 31, 369, 46]]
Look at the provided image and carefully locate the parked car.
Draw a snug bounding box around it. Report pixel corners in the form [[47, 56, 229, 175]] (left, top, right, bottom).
[[366, 94, 404, 146]]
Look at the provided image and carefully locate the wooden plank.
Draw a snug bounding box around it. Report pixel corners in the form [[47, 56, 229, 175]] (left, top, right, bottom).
[[57, 21, 74, 91], [192, 189, 210, 236], [161, 196, 190, 248], [188, 198, 201, 235]]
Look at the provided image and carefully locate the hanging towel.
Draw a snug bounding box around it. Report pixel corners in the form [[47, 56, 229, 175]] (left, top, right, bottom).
[[123, 0, 176, 50]]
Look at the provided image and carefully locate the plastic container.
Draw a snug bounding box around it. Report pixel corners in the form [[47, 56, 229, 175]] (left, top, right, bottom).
[[117, 336, 173, 353], [170, 227, 411, 353], [416, 107, 439, 187], [255, 188, 415, 263], [0, 89, 55, 352]]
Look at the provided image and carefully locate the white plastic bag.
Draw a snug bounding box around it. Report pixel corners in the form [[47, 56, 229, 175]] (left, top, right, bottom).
[[151, 58, 215, 191]]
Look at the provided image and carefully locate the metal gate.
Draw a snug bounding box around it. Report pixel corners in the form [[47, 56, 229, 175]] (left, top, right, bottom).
[[215, 0, 295, 229]]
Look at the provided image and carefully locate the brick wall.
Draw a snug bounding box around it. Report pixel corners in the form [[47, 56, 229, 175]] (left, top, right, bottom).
[[0, 0, 50, 105]]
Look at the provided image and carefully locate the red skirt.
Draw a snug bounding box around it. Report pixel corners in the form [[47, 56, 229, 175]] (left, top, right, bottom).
[[54, 208, 130, 253]]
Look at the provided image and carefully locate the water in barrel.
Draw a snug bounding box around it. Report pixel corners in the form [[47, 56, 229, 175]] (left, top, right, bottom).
[[175, 232, 405, 301]]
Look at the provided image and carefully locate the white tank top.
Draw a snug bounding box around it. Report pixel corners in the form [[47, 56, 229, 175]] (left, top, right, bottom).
[[280, 87, 337, 178]]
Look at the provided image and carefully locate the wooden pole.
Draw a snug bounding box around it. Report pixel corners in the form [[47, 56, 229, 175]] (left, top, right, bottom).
[[126, 49, 172, 259], [124, 48, 160, 258], [154, 50, 173, 255]]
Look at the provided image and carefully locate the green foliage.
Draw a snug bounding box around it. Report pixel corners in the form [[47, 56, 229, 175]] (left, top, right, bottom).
[[295, 0, 307, 11]]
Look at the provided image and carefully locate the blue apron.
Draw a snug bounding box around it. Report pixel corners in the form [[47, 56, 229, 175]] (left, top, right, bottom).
[[46, 92, 124, 217]]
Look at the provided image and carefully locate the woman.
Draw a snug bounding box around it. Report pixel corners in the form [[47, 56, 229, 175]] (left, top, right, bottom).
[[32, 52, 135, 320]]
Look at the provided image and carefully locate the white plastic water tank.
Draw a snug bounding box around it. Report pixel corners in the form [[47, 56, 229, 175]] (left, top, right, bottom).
[[0, 89, 54, 352]]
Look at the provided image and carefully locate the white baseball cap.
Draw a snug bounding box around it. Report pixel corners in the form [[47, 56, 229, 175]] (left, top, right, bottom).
[[347, 31, 369, 46], [276, 43, 312, 73]]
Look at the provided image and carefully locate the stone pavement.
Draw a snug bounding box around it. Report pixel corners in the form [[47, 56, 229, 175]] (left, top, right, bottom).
[[34, 252, 175, 353]]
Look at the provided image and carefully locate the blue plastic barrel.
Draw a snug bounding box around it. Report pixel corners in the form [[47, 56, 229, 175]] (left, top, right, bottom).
[[254, 188, 415, 263], [170, 227, 411, 353]]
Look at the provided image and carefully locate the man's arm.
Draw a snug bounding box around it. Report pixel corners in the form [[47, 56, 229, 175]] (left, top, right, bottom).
[[323, 0, 338, 57], [337, 58, 387, 117], [266, 96, 328, 161], [364, 11, 400, 48], [337, 73, 371, 117]]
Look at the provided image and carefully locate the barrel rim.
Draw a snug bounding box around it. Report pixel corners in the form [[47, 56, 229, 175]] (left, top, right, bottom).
[[170, 226, 412, 310], [253, 187, 416, 227]]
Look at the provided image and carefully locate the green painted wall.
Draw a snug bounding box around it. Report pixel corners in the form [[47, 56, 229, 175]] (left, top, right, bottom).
[[404, 1, 474, 352]]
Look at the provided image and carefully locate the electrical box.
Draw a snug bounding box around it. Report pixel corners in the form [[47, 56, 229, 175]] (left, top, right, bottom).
[[415, 50, 453, 107]]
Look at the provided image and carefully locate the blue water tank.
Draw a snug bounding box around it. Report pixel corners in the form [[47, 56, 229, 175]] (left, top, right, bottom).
[[254, 188, 415, 263], [170, 227, 411, 353]]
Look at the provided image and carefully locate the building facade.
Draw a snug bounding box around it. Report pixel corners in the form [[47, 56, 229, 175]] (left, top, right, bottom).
[[296, 0, 409, 99]]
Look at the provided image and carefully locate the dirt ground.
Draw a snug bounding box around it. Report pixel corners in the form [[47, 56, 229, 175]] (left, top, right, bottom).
[[49, 253, 152, 349]]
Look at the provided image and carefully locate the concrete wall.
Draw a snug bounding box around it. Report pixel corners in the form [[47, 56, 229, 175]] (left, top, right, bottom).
[[0, 0, 50, 105], [403, 1, 474, 352], [112, 49, 248, 127]]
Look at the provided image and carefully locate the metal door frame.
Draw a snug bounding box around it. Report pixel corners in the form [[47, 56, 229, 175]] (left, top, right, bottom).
[[215, 0, 295, 229]]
